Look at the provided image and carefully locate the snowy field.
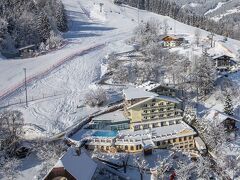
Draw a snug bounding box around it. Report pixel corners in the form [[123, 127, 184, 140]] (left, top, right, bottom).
[[1, 0, 240, 138]]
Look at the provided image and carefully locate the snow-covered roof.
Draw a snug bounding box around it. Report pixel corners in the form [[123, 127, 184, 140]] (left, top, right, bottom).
[[54, 148, 97, 180], [117, 121, 196, 143], [92, 110, 129, 122], [160, 35, 185, 41], [123, 87, 158, 100], [127, 95, 181, 109], [203, 109, 239, 125], [138, 81, 176, 92], [212, 54, 233, 60]]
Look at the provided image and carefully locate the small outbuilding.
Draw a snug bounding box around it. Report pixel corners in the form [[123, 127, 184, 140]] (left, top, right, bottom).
[[212, 55, 237, 73], [204, 109, 239, 131]]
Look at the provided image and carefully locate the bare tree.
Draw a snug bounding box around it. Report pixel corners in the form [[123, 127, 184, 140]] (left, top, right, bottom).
[[194, 28, 201, 47], [134, 155, 149, 180], [0, 110, 24, 156], [0, 157, 21, 180], [193, 156, 214, 179], [35, 140, 67, 179], [153, 154, 173, 180], [163, 19, 169, 35], [85, 87, 108, 107], [202, 119, 227, 151], [175, 160, 194, 180]]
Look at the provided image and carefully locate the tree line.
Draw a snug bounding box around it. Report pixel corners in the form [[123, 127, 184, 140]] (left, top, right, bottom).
[[0, 0, 68, 56], [123, 0, 240, 40]]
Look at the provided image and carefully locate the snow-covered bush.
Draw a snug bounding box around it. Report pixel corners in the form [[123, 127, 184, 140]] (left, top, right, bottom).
[[45, 31, 63, 50], [85, 88, 108, 107]]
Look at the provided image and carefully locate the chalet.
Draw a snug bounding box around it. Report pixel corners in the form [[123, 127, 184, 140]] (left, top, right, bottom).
[[204, 109, 239, 131], [45, 147, 129, 180], [44, 148, 98, 180], [212, 55, 237, 72], [160, 35, 186, 47], [139, 81, 179, 98], [18, 44, 36, 58]]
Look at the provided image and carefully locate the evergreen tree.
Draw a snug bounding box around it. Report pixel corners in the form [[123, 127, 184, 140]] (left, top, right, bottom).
[[224, 93, 234, 116]]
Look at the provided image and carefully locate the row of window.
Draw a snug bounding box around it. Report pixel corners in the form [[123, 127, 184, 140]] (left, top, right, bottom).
[[143, 108, 175, 114], [143, 113, 176, 120], [155, 136, 193, 146], [142, 102, 175, 108], [118, 144, 142, 151], [134, 120, 181, 130]]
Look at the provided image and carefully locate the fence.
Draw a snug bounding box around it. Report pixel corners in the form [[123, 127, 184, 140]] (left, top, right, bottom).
[[0, 91, 64, 109], [0, 43, 106, 103]]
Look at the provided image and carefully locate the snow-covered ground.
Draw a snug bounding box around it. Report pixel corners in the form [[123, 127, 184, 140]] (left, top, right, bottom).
[[1, 0, 240, 138], [204, 2, 226, 15], [1, 0, 240, 179]]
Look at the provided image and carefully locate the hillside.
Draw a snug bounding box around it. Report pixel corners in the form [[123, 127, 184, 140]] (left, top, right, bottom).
[[170, 0, 240, 38], [0, 0, 68, 58], [1, 0, 240, 179]]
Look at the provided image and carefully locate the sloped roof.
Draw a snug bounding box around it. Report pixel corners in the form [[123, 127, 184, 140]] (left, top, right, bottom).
[[54, 148, 97, 180], [138, 81, 176, 92], [123, 87, 158, 100], [117, 121, 196, 143], [204, 109, 239, 125], [92, 110, 129, 122], [212, 54, 232, 60], [127, 95, 181, 109]]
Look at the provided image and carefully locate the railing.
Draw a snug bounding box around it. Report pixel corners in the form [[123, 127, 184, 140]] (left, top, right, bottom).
[[0, 44, 106, 103]]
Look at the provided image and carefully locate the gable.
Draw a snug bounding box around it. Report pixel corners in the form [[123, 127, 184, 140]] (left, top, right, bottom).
[[162, 36, 177, 42]]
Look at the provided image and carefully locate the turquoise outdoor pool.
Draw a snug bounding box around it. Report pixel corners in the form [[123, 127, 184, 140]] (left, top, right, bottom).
[[93, 131, 118, 137]]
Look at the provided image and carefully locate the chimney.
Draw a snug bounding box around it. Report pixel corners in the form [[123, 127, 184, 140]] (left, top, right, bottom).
[[75, 144, 81, 156]]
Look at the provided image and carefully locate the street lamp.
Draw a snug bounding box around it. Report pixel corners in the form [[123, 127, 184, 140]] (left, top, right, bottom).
[[23, 68, 28, 107]]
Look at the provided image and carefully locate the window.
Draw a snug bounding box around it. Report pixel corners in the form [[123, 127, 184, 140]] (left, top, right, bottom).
[[179, 138, 182, 142], [173, 138, 176, 143], [169, 121, 174, 125], [168, 140, 171, 144], [130, 146, 134, 151], [106, 146, 109, 150], [134, 125, 140, 131], [125, 146, 128, 150], [184, 137, 187, 141], [189, 136, 192, 140], [152, 103, 156, 106], [143, 124, 149, 129]]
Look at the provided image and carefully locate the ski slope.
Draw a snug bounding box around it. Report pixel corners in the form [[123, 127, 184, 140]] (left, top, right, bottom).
[[1, 0, 240, 138]]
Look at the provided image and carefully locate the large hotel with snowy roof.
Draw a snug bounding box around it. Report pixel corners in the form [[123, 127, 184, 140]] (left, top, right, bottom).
[[84, 83, 198, 154]]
